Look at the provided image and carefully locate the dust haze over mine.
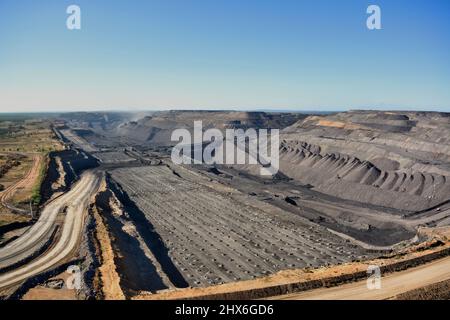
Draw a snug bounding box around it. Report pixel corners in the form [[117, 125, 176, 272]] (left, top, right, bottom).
[[1, 109, 450, 299]]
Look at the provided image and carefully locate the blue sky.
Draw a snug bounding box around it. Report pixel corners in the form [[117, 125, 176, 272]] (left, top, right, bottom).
[[0, 0, 449, 112]]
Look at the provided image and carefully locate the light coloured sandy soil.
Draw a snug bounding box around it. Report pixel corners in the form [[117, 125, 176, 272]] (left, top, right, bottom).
[[52, 111, 450, 300], [316, 119, 362, 130], [21, 272, 77, 300]]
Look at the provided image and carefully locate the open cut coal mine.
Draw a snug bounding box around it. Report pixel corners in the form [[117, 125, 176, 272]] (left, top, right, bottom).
[[106, 165, 368, 289], [51, 110, 450, 295]]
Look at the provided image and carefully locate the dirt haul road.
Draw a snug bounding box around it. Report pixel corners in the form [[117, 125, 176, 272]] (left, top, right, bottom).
[[270, 255, 450, 300], [0, 171, 101, 290], [0, 154, 43, 213]]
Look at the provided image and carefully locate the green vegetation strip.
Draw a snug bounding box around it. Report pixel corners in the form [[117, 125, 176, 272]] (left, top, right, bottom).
[[31, 155, 49, 205]]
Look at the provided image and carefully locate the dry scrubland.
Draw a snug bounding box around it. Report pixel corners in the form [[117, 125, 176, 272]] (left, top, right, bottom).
[[2, 110, 450, 300]]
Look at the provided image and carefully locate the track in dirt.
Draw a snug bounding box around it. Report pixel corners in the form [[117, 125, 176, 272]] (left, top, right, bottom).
[[270, 255, 450, 300], [58, 111, 450, 297], [0, 154, 42, 214]]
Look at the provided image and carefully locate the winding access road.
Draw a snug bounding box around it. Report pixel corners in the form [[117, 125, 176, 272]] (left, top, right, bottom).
[[0, 171, 101, 291]]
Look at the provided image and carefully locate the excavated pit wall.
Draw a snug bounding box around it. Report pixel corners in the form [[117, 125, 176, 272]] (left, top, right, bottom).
[[40, 149, 99, 204], [93, 177, 180, 296]]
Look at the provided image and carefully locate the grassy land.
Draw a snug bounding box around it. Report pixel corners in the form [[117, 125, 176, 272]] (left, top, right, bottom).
[[0, 119, 63, 153]]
